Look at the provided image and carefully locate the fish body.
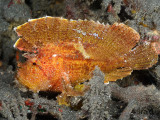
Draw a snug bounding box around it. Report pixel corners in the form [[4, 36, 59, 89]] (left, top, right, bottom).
[[17, 42, 122, 92], [14, 17, 158, 93]]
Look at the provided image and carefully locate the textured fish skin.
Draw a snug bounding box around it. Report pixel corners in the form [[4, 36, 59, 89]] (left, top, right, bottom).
[[14, 17, 158, 93]]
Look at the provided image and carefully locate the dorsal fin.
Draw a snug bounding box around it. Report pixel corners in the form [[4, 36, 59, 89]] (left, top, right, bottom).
[[15, 17, 140, 61]]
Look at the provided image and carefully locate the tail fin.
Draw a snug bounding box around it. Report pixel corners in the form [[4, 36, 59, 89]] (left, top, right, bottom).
[[124, 42, 158, 70], [104, 42, 158, 83]]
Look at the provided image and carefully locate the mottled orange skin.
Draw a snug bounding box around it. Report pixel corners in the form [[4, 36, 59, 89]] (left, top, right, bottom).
[[17, 42, 122, 92], [15, 17, 158, 96]]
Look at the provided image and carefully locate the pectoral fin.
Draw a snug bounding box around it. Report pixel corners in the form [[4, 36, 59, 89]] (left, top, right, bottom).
[[104, 67, 133, 83]]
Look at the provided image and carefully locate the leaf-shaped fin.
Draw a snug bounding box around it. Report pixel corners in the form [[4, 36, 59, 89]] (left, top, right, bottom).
[[65, 21, 140, 60], [15, 17, 71, 47], [15, 17, 140, 61], [104, 67, 133, 83], [77, 22, 140, 60], [14, 38, 33, 52], [124, 42, 158, 70], [103, 42, 158, 83]]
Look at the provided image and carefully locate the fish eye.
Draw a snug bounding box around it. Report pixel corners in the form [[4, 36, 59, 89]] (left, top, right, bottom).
[[33, 62, 36, 65]]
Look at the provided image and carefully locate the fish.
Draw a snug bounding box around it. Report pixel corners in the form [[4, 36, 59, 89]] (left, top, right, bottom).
[[14, 17, 158, 104]]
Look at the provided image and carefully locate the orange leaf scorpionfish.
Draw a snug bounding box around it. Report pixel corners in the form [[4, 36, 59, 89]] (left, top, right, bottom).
[[14, 17, 158, 105]]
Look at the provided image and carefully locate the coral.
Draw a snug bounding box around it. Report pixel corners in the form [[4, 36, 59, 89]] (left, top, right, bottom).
[[110, 82, 160, 119], [2, 37, 16, 66], [31, 0, 65, 18], [0, 0, 31, 67], [150, 65, 160, 81], [81, 66, 111, 120], [124, 0, 160, 38], [3, 2, 31, 23], [0, 19, 9, 34], [65, 0, 122, 23], [0, 66, 28, 120]]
